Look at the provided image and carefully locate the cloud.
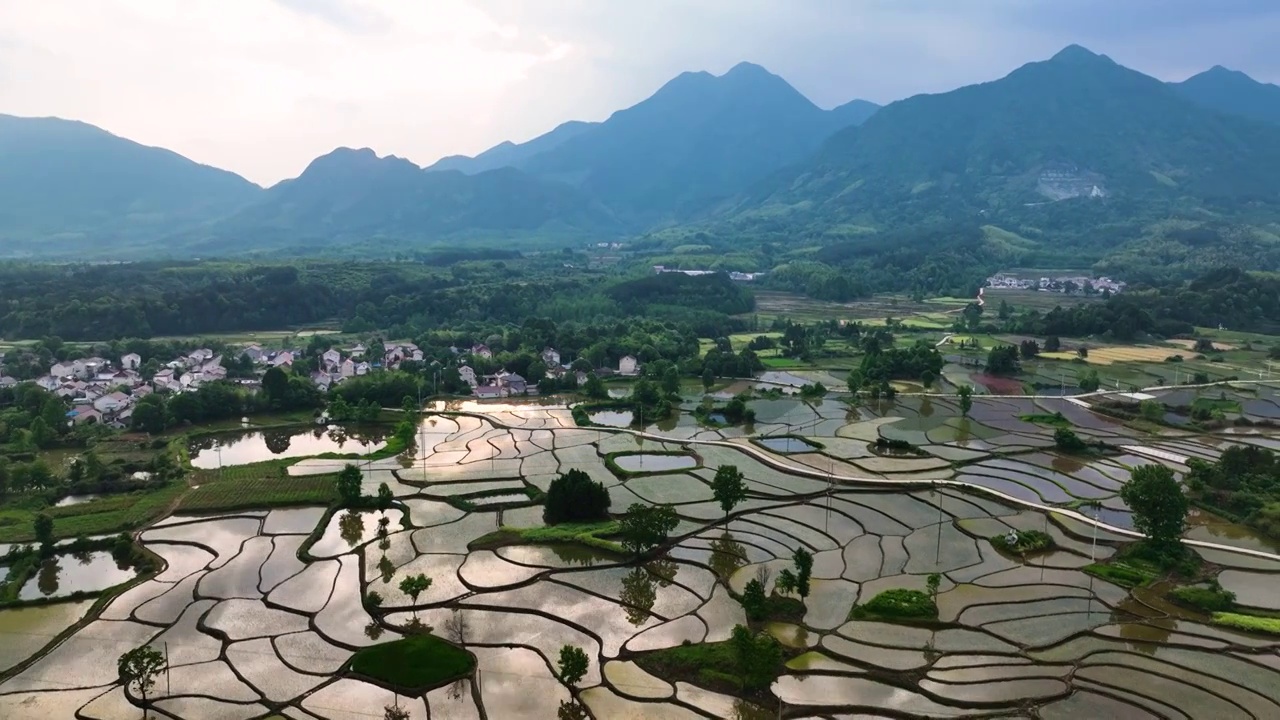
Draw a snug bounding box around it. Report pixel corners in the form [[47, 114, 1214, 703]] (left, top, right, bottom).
[[2, 1, 1278, 185]]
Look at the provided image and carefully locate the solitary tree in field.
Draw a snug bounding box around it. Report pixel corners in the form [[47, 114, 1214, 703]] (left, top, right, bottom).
[[957, 384, 973, 416], [376, 482, 394, 511], [557, 644, 589, 687], [384, 703, 410, 720], [34, 513, 55, 549], [118, 644, 166, 718], [398, 573, 432, 617], [1120, 464, 1188, 552], [337, 464, 363, 507], [711, 464, 747, 517], [618, 504, 679, 557]]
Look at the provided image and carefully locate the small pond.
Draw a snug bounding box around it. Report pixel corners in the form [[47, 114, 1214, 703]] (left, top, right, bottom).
[[19, 551, 138, 601], [614, 454, 697, 472], [54, 494, 101, 508], [189, 426, 389, 468], [588, 410, 634, 427], [758, 436, 820, 453]]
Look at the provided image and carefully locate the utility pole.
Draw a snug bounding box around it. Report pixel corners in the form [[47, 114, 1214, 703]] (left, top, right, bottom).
[[935, 486, 943, 567]]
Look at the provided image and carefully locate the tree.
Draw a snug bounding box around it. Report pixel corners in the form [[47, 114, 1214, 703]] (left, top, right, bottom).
[[582, 373, 607, 400], [1044, 336, 1061, 352], [34, 513, 55, 548], [557, 644, 589, 687], [1019, 339, 1040, 360], [1139, 399, 1165, 422], [337, 464, 363, 507], [711, 465, 747, 517], [957, 384, 973, 416], [701, 366, 715, 392], [920, 369, 936, 389], [740, 578, 768, 620], [618, 504, 679, 556], [262, 366, 289, 407], [775, 569, 797, 597], [384, 704, 410, 720], [661, 366, 681, 397], [1053, 427, 1088, 453], [730, 624, 782, 690], [118, 644, 166, 718], [401, 395, 417, 415], [398, 573, 432, 616], [985, 345, 1021, 375], [1077, 345, 1089, 359], [1079, 369, 1101, 392], [376, 482, 394, 511], [131, 394, 168, 434], [543, 469, 611, 525], [926, 572, 941, 600], [1120, 464, 1189, 551], [792, 546, 813, 599]]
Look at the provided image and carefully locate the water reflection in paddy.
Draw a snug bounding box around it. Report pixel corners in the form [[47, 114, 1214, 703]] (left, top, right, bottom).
[[614, 454, 697, 472], [189, 426, 388, 468], [588, 410, 634, 427], [19, 552, 138, 600]]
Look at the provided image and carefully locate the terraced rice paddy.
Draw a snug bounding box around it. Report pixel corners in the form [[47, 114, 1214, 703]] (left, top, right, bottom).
[[2, 387, 1280, 718]]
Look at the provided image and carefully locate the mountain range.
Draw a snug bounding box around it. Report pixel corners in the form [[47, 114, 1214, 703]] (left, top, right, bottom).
[[3, 46, 1280, 260]]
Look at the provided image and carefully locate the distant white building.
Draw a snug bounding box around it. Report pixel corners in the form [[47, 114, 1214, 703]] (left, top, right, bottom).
[[458, 366, 478, 387], [541, 347, 561, 367], [121, 353, 142, 371], [619, 355, 639, 376]]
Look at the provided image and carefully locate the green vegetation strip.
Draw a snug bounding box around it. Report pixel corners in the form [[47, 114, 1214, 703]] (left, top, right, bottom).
[[179, 476, 339, 512], [348, 635, 474, 691], [1210, 612, 1280, 636], [1082, 561, 1156, 589], [0, 484, 186, 543]]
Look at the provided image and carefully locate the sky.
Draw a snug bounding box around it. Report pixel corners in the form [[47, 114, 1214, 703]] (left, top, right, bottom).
[[2, 0, 1278, 186]]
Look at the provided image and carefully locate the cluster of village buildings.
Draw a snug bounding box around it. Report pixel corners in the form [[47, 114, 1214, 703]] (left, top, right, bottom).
[[0, 341, 644, 426], [0, 349, 228, 428], [984, 273, 1126, 294]]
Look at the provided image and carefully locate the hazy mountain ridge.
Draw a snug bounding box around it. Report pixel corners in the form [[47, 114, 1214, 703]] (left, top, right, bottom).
[[722, 46, 1280, 235], [3, 48, 1280, 260]]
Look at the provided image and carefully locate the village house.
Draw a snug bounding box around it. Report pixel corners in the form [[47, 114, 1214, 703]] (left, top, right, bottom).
[[340, 358, 356, 378], [473, 385, 501, 399], [93, 391, 131, 415], [349, 343, 367, 358], [241, 345, 266, 364], [121, 353, 142, 370], [457, 365, 478, 387], [541, 347, 561, 367], [471, 344, 493, 359], [51, 361, 76, 378], [67, 407, 102, 426], [271, 352, 295, 368], [619, 355, 639, 376], [322, 349, 342, 369], [0, 376, 18, 388]]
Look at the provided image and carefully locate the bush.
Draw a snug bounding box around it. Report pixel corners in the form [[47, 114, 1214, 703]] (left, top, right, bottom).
[[1169, 584, 1235, 613], [852, 588, 937, 619], [989, 529, 1053, 555], [543, 469, 610, 525]]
